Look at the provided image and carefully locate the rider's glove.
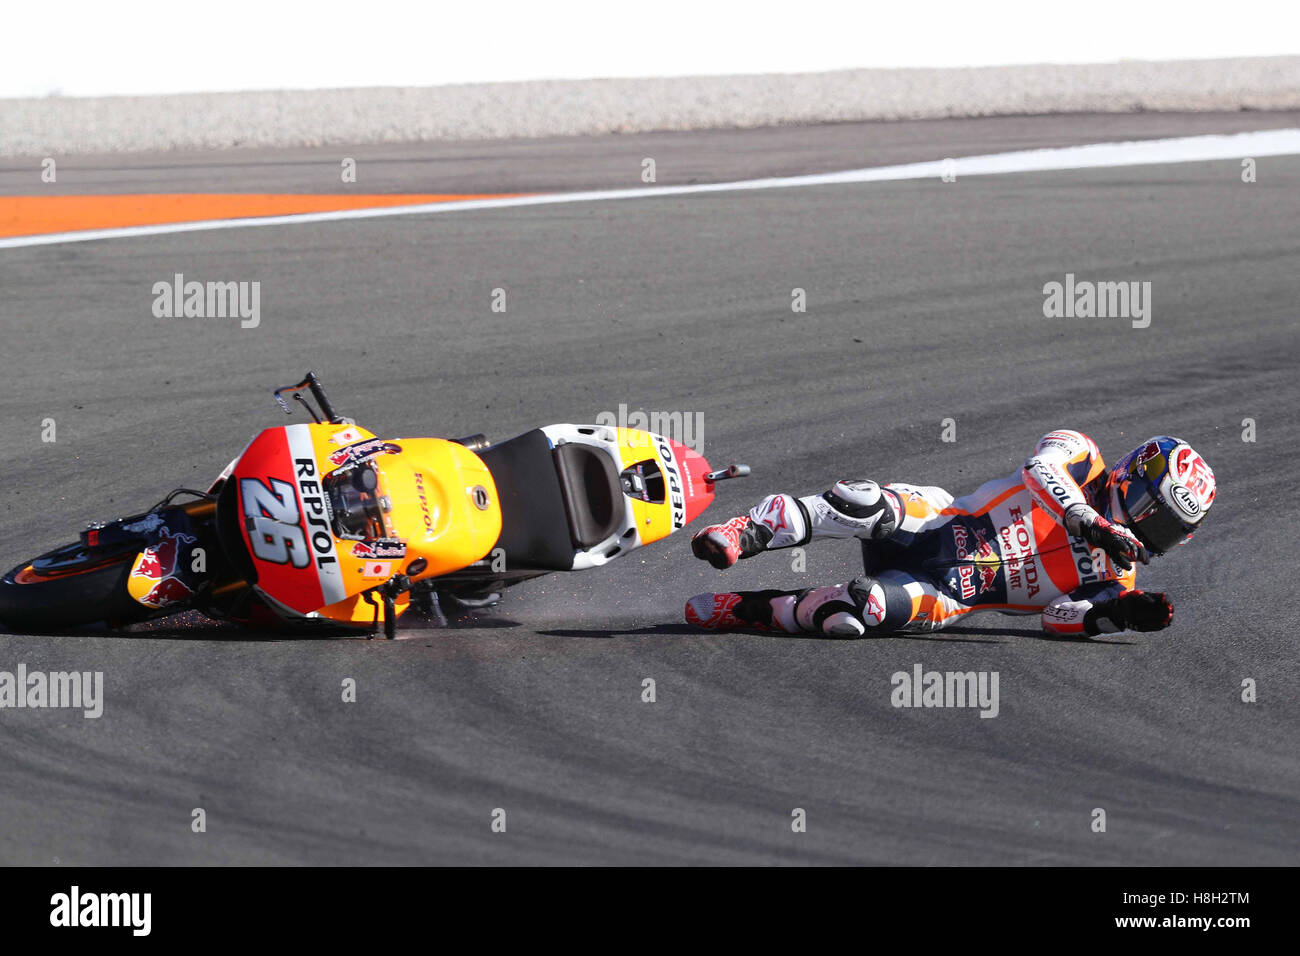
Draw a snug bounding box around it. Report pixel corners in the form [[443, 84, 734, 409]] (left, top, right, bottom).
[[1064, 503, 1150, 571], [1089, 588, 1174, 633]]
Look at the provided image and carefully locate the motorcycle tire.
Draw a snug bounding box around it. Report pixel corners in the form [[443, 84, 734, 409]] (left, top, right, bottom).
[[0, 545, 147, 632]]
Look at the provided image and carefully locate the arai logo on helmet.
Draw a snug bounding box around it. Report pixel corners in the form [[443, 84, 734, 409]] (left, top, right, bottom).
[[1170, 483, 1201, 518]]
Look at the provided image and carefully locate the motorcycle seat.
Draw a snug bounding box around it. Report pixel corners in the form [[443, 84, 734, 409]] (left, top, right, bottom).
[[476, 429, 621, 571], [552, 442, 621, 549]]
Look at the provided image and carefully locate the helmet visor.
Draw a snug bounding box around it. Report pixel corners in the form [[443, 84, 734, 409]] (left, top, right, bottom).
[[1120, 480, 1195, 554]]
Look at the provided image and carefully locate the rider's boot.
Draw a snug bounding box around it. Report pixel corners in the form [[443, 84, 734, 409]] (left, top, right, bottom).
[[686, 578, 888, 638], [684, 589, 798, 631]]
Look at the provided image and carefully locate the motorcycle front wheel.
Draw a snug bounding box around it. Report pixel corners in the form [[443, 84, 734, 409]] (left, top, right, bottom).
[[0, 542, 148, 632]]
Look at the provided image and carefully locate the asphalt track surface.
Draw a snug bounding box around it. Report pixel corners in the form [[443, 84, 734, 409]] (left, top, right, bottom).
[[1, 114, 1298, 865]]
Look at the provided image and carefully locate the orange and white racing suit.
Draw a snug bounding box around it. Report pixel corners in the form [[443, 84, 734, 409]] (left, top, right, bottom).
[[748, 430, 1137, 636]]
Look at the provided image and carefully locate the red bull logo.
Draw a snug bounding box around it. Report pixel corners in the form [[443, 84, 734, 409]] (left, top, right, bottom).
[[130, 527, 198, 609], [132, 528, 196, 581], [141, 575, 195, 609], [350, 539, 407, 560], [328, 438, 402, 468], [977, 564, 999, 591]]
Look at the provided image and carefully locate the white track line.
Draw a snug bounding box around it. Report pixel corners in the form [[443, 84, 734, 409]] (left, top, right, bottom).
[[3, 128, 1297, 250]]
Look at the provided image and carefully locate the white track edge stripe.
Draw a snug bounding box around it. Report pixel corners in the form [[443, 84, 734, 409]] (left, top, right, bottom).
[[3, 129, 1297, 250]]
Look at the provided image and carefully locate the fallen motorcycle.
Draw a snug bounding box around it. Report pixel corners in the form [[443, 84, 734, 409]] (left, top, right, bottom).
[[0, 373, 748, 637]]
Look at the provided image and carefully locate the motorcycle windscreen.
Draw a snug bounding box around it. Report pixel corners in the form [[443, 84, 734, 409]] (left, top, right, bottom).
[[230, 423, 375, 615]]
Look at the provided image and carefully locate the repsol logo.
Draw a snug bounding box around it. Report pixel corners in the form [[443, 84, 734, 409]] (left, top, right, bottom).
[[1027, 458, 1074, 508], [656, 437, 686, 529], [1070, 534, 1102, 584], [414, 471, 434, 533], [295, 458, 338, 569], [1041, 465, 1073, 506]]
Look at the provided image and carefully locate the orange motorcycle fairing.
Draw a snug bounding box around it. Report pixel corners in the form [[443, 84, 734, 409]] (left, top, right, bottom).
[[221, 423, 501, 627], [2, 369, 749, 636]]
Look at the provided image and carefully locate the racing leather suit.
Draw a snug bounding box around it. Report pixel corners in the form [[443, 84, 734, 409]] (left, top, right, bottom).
[[737, 430, 1148, 636]]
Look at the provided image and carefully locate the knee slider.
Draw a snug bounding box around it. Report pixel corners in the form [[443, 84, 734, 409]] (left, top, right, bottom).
[[847, 575, 890, 627], [794, 584, 865, 636]]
